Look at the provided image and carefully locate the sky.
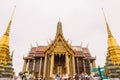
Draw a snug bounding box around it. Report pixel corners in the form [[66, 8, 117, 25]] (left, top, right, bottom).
[[0, 0, 120, 75]]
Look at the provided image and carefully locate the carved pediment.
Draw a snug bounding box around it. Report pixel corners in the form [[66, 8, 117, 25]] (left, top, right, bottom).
[[53, 41, 66, 53], [45, 21, 74, 55]]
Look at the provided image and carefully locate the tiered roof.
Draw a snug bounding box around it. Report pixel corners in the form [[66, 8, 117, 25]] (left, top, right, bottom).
[[24, 21, 95, 60], [25, 45, 95, 59]]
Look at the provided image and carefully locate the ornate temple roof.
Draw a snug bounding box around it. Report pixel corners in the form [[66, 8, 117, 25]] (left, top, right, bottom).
[[25, 45, 94, 59], [24, 20, 95, 60]]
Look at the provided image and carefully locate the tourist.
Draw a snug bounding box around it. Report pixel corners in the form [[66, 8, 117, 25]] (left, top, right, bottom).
[[80, 73, 85, 80], [74, 73, 79, 80], [55, 74, 61, 80], [89, 74, 94, 80]]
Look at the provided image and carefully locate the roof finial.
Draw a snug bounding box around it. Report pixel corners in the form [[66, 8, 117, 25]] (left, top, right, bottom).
[[59, 18, 60, 22], [102, 8, 113, 38], [70, 40, 72, 45], [49, 39, 52, 43], [47, 40, 49, 44], [36, 42, 39, 47], [4, 6, 16, 36], [86, 43, 89, 48], [11, 51, 14, 59], [34, 42, 38, 56], [56, 19, 63, 35], [67, 38, 69, 43], [30, 43, 32, 48], [80, 41, 83, 47], [10, 5, 16, 21]]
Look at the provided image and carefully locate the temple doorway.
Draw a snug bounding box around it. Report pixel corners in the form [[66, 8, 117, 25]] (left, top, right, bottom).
[[54, 54, 66, 75]]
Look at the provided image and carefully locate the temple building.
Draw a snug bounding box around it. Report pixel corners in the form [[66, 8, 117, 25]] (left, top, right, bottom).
[[103, 11, 120, 78], [22, 21, 96, 79], [0, 8, 15, 78]]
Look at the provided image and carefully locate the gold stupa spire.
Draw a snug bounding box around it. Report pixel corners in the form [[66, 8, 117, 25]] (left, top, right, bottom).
[[102, 9, 113, 38], [102, 9, 118, 47], [0, 6, 16, 65], [103, 9, 120, 67], [4, 6, 16, 36], [0, 6, 16, 46], [56, 19, 63, 35]]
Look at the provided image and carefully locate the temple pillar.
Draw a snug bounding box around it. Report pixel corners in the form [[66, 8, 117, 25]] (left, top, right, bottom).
[[88, 60, 91, 74], [92, 60, 96, 68], [22, 59, 27, 72], [38, 58, 42, 79], [89, 60, 92, 70], [50, 53, 54, 77], [43, 54, 47, 78], [76, 57, 79, 74], [32, 59, 36, 76], [66, 53, 70, 74], [72, 55, 75, 74], [47, 57, 51, 79], [26, 59, 30, 72], [83, 59, 86, 73]]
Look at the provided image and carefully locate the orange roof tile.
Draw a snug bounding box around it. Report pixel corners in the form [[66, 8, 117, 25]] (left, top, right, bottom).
[[82, 48, 88, 53], [31, 47, 36, 53], [38, 46, 47, 52], [35, 53, 45, 57], [29, 46, 92, 58], [72, 46, 82, 51]]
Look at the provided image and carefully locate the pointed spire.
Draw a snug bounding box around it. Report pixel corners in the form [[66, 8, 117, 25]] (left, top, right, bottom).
[[36, 42, 39, 47], [79, 42, 83, 51], [70, 40, 72, 45], [102, 9, 120, 67], [67, 38, 69, 43], [86, 43, 91, 56], [36, 42, 39, 52], [102, 8, 118, 47], [80, 42, 83, 47], [56, 19, 63, 35], [30, 43, 33, 49], [47, 40, 49, 44], [4, 6, 16, 36], [86, 43, 89, 48], [11, 51, 14, 59], [102, 8, 113, 38], [28, 43, 32, 53]]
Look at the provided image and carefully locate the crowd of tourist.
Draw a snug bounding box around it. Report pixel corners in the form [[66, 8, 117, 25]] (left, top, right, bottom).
[[54, 73, 101, 80], [17, 72, 101, 80], [72, 73, 100, 80]]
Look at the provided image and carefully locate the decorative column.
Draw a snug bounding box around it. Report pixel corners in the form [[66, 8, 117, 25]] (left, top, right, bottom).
[[92, 60, 96, 68], [38, 58, 42, 78], [43, 54, 47, 78], [47, 58, 50, 78], [89, 60, 92, 70], [88, 60, 91, 74], [50, 53, 54, 77], [26, 59, 30, 72], [83, 59, 86, 73], [32, 59, 36, 76], [76, 57, 79, 74], [72, 55, 76, 74], [66, 53, 70, 74], [22, 59, 27, 72]]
